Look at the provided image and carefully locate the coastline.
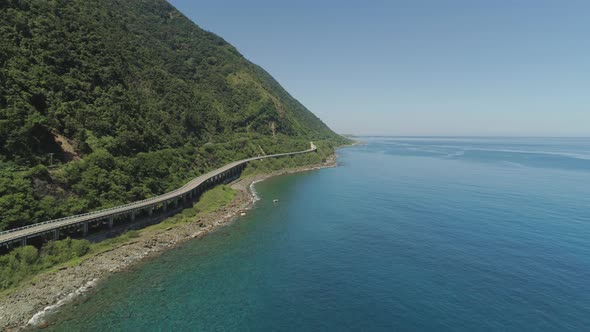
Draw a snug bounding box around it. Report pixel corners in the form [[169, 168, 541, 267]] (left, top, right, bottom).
[[0, 153, 338, 331]]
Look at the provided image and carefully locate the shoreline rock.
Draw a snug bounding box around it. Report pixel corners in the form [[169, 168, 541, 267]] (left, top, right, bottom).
[[0, 155, 337, 331]]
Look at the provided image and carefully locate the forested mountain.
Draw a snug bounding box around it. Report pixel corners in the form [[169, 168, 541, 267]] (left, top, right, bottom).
[[0, 0, 346, 230]]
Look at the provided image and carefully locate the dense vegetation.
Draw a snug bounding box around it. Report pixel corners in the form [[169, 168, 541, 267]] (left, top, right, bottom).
[[0, 237, 91, 290], [0, 0, 347, 231]]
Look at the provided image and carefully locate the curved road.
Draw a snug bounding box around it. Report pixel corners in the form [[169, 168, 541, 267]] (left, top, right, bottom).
[[0, 143, 317, 247]]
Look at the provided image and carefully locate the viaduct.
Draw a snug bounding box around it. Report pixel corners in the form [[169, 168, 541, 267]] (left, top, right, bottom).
[[0, 143, 317, 251]]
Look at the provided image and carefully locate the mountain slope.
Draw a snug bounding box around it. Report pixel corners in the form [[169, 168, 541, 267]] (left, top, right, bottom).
[[0, 0, 342, 162], [0, 0, 347, 230]]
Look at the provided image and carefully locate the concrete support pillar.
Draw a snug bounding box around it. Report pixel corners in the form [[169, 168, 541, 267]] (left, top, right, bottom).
[[163, 201, 168, 212], [53, 229, 59, 241], [148, 206, 153, 217], [130, 211, 136, 222], [21, 238, 27, 247], [108, 216, 114, 230], [82, 222, 89, 236]]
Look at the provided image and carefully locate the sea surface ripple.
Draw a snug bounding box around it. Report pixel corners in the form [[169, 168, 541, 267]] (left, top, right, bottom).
[[47, 137, 590, 331]]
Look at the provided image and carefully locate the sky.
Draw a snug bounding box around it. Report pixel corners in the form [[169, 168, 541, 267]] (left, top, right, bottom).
[[169, 0, 590, 136]]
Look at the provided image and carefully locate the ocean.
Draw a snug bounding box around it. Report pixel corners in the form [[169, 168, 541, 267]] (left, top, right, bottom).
[[46, 137, 590, 331]]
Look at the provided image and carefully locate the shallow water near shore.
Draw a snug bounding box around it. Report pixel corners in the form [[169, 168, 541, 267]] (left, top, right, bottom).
[[46, 137, 590, 331]]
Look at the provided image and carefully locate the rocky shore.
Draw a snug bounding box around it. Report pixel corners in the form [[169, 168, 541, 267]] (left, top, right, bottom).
[[0, 154, 337, 331]]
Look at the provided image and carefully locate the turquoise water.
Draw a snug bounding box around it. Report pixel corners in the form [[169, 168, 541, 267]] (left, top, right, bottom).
[[47, 137, 590, 331]]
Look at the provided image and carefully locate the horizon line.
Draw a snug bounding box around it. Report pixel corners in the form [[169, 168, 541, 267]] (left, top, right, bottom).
[[343, 135, 590, 139]]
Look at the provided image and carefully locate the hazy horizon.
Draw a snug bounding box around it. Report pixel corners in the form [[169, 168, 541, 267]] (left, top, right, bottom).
[[344, 134, 590, 138], [170, 1, 590, 137]]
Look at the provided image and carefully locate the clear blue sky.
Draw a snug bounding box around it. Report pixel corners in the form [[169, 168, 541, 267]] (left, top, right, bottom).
[[169, 0, 590, 136]]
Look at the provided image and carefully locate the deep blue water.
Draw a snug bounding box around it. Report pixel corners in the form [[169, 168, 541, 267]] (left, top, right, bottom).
[[47, 137, 590, 331]]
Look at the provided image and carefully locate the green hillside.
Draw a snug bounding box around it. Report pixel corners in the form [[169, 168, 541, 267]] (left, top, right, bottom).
[[0, 0, 347, 230]]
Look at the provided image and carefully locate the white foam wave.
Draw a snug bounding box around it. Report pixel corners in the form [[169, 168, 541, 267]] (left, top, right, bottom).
[[27, 278, 99, 327], [445, 151, 465, 158], [249, 180, 263, 201]]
